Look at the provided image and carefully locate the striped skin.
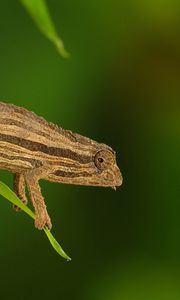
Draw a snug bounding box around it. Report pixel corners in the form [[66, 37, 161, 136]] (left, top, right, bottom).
[[0, 102, 122, 229]]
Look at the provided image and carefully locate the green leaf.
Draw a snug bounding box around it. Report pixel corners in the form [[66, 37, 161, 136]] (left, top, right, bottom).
[[0, 181, 71, 260], [20, 0, 69, 58]]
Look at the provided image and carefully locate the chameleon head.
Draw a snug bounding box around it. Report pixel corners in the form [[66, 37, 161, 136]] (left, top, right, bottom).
[[91, 149, 123, 189], [47, 145, 122, 189]]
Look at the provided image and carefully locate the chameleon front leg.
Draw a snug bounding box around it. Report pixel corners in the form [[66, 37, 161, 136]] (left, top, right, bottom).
[[24, 168, 52, 230], [13, 173, 28, 211]]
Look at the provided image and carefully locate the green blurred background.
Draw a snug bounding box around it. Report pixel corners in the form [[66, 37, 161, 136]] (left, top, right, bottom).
[[0, 0, 180, 299]]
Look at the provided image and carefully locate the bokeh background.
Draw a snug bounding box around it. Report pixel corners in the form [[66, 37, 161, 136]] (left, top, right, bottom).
[[0, 0, 180, 299]]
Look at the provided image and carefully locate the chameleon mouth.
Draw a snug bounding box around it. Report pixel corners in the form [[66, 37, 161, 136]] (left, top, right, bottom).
[[112, 174, 123, 190], [102, 166, 123, 189], [116, 171, 123, 186], [111, 167, 123, 189]]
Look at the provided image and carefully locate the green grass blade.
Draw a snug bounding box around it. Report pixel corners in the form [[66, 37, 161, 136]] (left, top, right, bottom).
[[44, 227, 71, 260], [20, 0, 69, 58], [0, 181, 71, 261]]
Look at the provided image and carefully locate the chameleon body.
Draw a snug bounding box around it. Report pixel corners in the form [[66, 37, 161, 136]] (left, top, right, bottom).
[[0, 102, 122, 229]]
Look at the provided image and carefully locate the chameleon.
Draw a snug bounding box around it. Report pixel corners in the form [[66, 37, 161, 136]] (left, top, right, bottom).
[[0, 102, 123, 230]]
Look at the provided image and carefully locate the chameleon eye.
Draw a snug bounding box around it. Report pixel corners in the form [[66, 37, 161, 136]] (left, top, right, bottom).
[[98, 157, 104, 163], [94, 151, 107, 170], [94, 149, 116, 170]]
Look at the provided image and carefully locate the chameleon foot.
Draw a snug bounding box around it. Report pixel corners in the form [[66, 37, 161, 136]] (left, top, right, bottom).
[[13, 204, 25, 212], [25, 170, 52, 230], [35, 209, 52, 230]]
